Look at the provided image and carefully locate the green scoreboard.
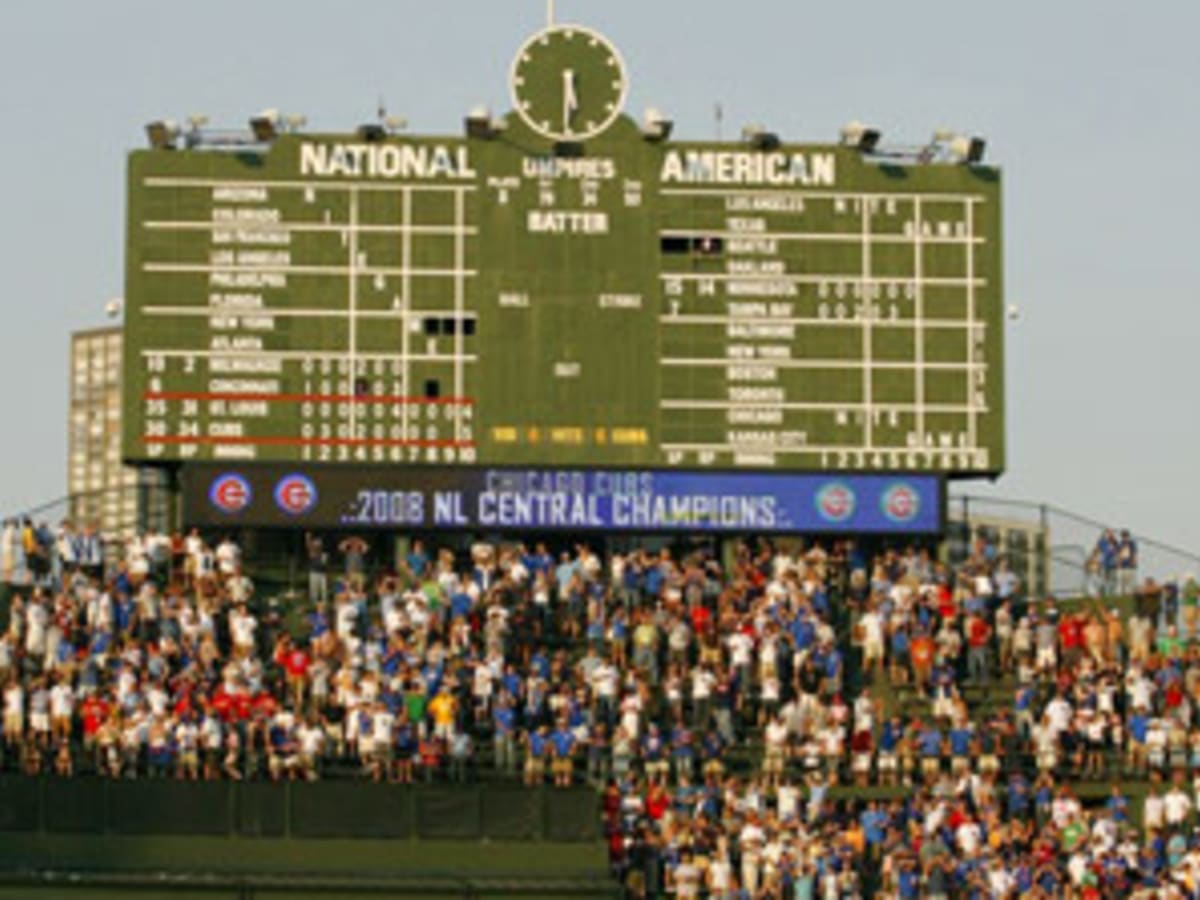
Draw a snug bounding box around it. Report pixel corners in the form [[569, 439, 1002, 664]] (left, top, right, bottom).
[[124, 23, 1004, 478]]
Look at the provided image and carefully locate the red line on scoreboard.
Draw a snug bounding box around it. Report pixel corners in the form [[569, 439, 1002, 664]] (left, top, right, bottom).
[[143, 392, 475, 406], [141, 436, 475, 448]]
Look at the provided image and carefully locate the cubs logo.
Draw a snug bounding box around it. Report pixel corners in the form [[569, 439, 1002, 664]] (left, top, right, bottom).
[[881, 483, 920, 523], [274, 474, 318, 516], [209, 474, 252, 515], [815, 483, 856, 523]]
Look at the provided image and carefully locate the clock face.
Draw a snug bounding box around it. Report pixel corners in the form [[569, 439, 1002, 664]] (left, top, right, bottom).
[[510, 25, 628, 143]]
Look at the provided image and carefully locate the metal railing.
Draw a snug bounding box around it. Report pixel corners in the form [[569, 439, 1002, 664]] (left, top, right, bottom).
[[948, 493, 1200, 597]]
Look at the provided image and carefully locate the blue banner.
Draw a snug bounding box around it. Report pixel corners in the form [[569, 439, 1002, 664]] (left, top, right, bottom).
[[185, 465, 943, 534]]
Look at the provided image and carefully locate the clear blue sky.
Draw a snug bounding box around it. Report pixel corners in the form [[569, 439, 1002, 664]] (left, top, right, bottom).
[[1, 0, 1197, 553]]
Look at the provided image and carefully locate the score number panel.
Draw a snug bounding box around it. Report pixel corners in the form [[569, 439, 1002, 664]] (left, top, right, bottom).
[[132, 172, 478, 466], [658, 186, 993, 472]]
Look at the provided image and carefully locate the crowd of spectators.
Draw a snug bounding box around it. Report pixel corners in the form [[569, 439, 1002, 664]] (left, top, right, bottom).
[[4, 517, 1200, 896]]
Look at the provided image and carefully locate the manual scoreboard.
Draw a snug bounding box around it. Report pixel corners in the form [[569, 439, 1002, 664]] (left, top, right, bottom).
[[124, 23, 1004, 480]]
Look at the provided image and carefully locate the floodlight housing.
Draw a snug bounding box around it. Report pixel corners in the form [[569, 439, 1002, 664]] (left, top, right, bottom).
[[465, 106, 506, 140], [840, 120, 881, 154], [641, 108, 674, 142], [250, 109, 280, 142], [145, 120, 180, 150], [742, 125, 780, 151], [958, 136, 986, 165]]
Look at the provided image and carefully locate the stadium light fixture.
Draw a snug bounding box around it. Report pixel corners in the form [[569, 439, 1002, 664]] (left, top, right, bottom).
[[361, 115, 407, 142], [641, 108, 674, 143], [465, 105, 507, 140], [250, 109, 281, 142], [840, 120, 881, 154], [742, 124, 780, 152], [145, 120, 180, 150], [920, 129, 987, 165], [182, 115, 209, 149], [283, 114, 308, 133], [954, 135, 987, 165]]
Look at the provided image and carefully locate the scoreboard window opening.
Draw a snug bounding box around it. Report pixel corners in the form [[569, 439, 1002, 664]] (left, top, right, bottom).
[[422, 317, 475, 337], [424, 379, 440, 399], [660, 235, 725, 256]]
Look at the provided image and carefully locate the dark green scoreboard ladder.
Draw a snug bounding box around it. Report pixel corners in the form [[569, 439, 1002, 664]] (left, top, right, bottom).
[[124, 23, 1004, 478]]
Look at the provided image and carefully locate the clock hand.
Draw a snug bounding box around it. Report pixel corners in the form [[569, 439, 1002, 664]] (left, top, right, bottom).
[[562, 68, 578, 135]]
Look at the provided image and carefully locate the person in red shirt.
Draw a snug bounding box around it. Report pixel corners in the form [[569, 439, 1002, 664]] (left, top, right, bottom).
[[80, 693, 109, 769], [936, 585, 957, 622], [966, 614, 992, 684], [210, 686, 234, 723], [910, 629, 936, 688], [644, 781, 669, 821], [281, 638, 310, 710], [1058, 613, 1085, 666]]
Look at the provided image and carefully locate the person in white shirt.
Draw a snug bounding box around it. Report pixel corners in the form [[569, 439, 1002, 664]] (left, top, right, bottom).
[[739, 815, 766, 896], [0, 521, 19, 584], [777, 778, 800, 822], [1165, 785, 1193, 828], [215, 537, 241, 577], [370, 704, 396, 782], [858, 606, 885, 675], [24, 600, 47, 659], [671, 852, 701, 899], [3, 680, 24, 746], [201, 712, 223, 779], [985, 859, 1015, 898], [49, 678, 73, 741], [298, 718, 324, 781], [229, 605, 258, 658], [1144, 788, 1165, 832], [1045, 694, 1073, 734], [1032, 716, 1058, 772], [762, 715, 789, 785], [706, 846, 734, 896], [689, 665, 715, 728], [727, 631, 753, 682], [175, 716, 200, 780], [956, 817, 983, 857], [591, 660, 618, 724]]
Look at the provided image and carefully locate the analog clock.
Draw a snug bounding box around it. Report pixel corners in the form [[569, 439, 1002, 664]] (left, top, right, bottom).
[[510, 25, 628, 143]]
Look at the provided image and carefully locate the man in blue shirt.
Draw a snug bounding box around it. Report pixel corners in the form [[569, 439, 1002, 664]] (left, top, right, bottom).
[[860, 801, 888, 861], [492, 694, 517, 775], [919, 722, 943, 780], [948, 724, 973, 775], [1128, 708, 1149, 772], [1097, 530, 1118, 595], [1006, 773, 1031, 820], [403, 539, 428, 579], [524, 725, 549, 787], [550, 722, 576, 788], [670, 722, 694, 782], [1117, 530, 1138, 596]]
